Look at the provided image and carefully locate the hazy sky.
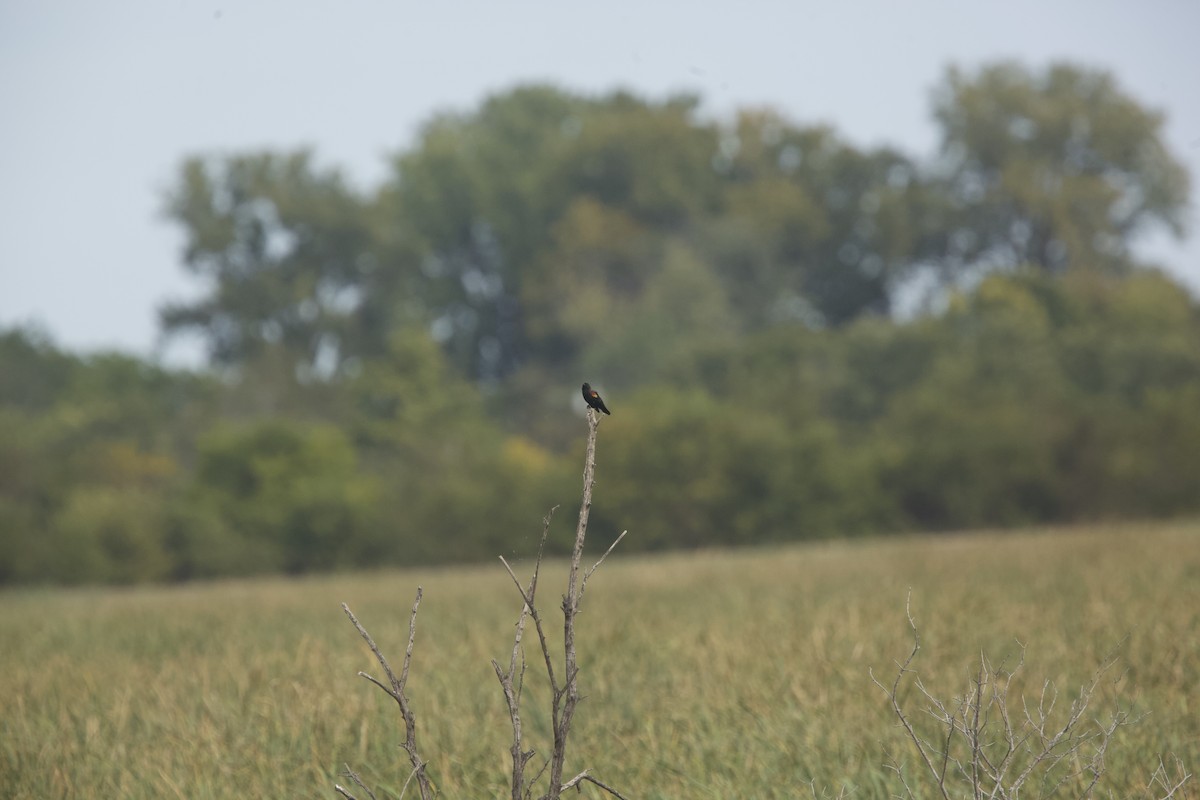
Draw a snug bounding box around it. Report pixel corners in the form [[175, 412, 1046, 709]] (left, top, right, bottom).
[[3, 1, 1198, 366]]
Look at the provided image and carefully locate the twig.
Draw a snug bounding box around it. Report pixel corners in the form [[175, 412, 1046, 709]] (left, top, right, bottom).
[[334, 763, 376, 800], [1149, 755, 1192, 798], [579, 529, 627, 606], [396, 762, 425, 800], [872, 595, 1177, 800], [870, 591, 952, 800], [494, 508, 558, 800], [341, 590, 434, 800], [564, 770, 634, 800]]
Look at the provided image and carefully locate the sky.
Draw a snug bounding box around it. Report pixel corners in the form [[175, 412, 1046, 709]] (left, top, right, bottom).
[[3, 0, 1199, 367]]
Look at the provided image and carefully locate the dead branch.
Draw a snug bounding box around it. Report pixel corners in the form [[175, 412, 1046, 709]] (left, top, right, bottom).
[[341, 590, 434, 800], [493, 507, 558, 800], [579, 529, 628, 607], [333, 764, 376, 800], [1149, 755, 1193, 799], [548, 406, 601, 798], [872, 596, 1189, 800], [496, 407, 627, 800], [563, 770, 634, 800], [336, 406, 628, 800], [869, 592, 952, 800]]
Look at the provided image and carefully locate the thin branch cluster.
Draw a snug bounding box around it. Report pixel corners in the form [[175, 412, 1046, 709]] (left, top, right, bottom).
[[871, 595, 1192, 800], [337, 590, 433, 800], [338, 408, 628, 800]]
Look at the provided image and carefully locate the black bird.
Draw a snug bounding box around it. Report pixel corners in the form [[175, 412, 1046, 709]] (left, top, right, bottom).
[[581, 383, 611, 415]]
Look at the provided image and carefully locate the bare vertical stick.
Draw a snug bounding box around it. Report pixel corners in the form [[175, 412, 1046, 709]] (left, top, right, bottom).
[[493, 507, 557, 800], [548, 407, 601, 798]]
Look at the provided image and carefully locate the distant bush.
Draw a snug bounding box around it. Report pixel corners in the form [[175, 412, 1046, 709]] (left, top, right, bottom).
[[3, 269, 1200, 585]]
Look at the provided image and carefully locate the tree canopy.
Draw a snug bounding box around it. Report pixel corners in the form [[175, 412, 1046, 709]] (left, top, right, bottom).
[[160, 64, 1188, 388], [928, 62, 1189, 278]]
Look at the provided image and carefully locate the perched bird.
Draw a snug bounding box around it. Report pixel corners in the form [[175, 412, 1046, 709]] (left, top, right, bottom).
[[581, 382, 611, 415]]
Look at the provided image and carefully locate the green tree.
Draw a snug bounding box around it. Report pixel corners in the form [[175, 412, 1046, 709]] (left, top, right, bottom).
[[874, 271, 1200, 529], [189, 420, 380, 574], [929, 62, 1190, 278], [383, 87, 721, 380], [45, 487, 172, 584], [381, 86, 593, 380], [1047, 271, 1200, 516], [548, 91, 721, 227], [519, 197, 660, 368], [0, 329, 79, 582], [577, 242, 739, 390], [708, 110, 929, 327], [161, 151, 389, 380], [597, 387, 874, 550], [0, 327, 75, 410], [342, 328, 567, 562], [0, 332, 216, 584]]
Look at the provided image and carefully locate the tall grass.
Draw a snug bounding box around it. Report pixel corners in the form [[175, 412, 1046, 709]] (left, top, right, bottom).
[[2, 521, 1197, 798]]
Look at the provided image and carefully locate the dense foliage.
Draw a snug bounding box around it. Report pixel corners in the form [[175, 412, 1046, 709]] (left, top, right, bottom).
[[2, 62, 1197, 584], [4, 270, 1199, 585]]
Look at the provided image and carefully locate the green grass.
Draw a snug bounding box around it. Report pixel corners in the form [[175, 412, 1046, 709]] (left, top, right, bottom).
[[2, 521, 1198, 799]]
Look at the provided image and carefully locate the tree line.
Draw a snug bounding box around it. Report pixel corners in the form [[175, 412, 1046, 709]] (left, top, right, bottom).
[[2, 61, 1197, 585]]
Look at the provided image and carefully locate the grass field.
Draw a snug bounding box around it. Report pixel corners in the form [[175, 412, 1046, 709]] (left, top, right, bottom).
[[2, 520, 1197, 799]]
